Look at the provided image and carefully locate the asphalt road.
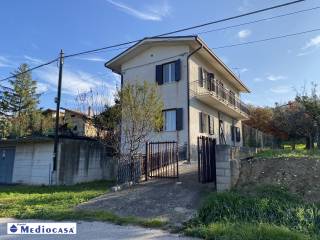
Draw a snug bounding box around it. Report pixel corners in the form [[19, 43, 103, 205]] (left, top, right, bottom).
[[0, 218, 194, 240]]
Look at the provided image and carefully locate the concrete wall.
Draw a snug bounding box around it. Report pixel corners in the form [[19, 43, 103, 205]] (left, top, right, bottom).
[[12, 141, 53, 185], [3, 138, 115, 185], [57, 138, 114, 185]]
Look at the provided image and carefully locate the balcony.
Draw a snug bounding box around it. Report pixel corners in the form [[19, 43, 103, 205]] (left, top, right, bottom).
[[190, 79, 250, 119]]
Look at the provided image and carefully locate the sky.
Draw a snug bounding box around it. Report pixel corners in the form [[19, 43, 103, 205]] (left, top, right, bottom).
[[0, 0, 320, 110]]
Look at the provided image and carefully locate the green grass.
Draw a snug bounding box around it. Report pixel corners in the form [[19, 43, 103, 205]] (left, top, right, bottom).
[[185, 222, 317, 240], [185, 185, 320, 240], [255, 144, 320, 158], [0, 181, 166, 228]]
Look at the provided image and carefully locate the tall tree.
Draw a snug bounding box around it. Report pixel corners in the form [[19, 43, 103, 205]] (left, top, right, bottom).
[[2, 64, 39, 116]]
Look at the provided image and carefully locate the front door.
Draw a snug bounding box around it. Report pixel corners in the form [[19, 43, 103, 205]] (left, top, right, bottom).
[[0, 148, 15, 184]]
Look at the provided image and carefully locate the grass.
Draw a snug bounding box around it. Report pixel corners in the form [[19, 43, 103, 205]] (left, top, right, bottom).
[[255, 144, 320, 158], [185, 185, 320, 240], [0, 181, 166, 228]]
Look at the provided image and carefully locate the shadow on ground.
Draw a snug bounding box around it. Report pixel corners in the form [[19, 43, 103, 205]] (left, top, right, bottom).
[[77, 161, 215, 227]]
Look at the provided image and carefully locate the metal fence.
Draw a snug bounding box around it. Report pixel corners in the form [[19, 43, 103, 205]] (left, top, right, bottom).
[[242, 124, 279, 148]]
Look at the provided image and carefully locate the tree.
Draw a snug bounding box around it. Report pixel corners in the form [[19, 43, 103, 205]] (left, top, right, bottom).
[[2, 64, 39, 116], [0, 117, 11, 139], [120, 81, 163, 162]]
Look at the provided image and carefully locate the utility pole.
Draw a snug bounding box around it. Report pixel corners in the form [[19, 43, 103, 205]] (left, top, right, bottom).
[[52, 50, 64, 184]]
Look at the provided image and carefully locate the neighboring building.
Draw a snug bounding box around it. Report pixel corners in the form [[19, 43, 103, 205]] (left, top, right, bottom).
[[42, 108, 98, 138], [61, 108, 98, 138], [0, 136, 114, 185], [105, 36, 250, 161]]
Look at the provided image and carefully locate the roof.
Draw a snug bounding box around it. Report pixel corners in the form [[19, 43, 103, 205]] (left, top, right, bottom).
[[61, 107, 92, 119], [105, 35, 250, 93]]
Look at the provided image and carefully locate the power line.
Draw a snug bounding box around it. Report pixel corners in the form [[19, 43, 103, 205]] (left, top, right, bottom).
[[195, 6, 320, 36], [213, 27, 320, 49], [63, 0, 305, 58], [0, 0, 306, 83], [0, 58, 58, 82]]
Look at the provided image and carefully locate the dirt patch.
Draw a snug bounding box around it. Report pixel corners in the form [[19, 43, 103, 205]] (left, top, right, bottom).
[[77, 161, 215, 228], [237, 157, 320, 203]]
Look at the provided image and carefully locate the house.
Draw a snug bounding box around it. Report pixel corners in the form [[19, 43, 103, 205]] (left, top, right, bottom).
[[61, 108, 98, 138], [0, 136, 115, 185], [105, 35, 250, 162], [42, 108, 98, 138]]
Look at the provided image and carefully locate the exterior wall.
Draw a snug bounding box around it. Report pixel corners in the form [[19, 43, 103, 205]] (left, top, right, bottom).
[[12, 142, 53, 185], [189, 52, 243, 161], [121, 45, 190, 154], [57, 138, 114, 185]]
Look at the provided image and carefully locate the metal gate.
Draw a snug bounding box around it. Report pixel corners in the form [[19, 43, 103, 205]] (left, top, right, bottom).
[[197, 136, 216, 184], [0, 148, 15, 184], [145, 141, 179, 180]]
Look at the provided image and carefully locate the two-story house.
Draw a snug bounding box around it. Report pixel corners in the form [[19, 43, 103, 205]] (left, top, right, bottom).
[[105, 35, 250, 161]]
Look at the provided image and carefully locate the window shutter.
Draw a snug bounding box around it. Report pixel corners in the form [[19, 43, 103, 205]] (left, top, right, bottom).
[[198, 67, 203, 87], [231, 126, 235, 141], [199, 112, 203, 133], [236, 127, 241, 142], [174, 59, 181, 82], [208, 73, 214, 91], [176, 108, 183, 131], [156, 65, 163, 85], [209, 115, 214, 135]]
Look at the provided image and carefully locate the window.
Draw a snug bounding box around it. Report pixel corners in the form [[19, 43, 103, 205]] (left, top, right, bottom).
[[163, 62, 175, 84], [164, 110, 176, 131], [199, 112, 214, 134], [236, 127, 241, 142], [231, 126, 241, 142], [156, 60, 181, 85]]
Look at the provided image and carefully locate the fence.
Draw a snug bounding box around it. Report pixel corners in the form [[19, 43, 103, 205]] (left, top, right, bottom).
[[242, 124, 279, 148]]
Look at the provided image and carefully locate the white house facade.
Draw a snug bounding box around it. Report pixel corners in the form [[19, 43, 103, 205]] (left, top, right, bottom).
[[105, 36, 250, 162]]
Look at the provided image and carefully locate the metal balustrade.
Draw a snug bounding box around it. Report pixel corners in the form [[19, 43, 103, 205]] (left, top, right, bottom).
[[191, 79, 250, 117]]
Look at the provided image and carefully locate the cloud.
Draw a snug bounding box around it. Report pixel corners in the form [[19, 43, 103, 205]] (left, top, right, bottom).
[[75, 56, 106, 62], [302, 35, 320, 50], [238, 29, 251, 39], [106, 0, 170, 21], [0, 56, 14, 68], [36, 82, 50, 94], [270, 85, 292, 94], [240, 68, 248, 73], [266, 75, 287, 81], [238, 0, 251, 12], [24, 55, 44, 64]]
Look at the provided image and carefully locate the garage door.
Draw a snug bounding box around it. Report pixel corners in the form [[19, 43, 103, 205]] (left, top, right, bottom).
[[0, 148, 15, 184]]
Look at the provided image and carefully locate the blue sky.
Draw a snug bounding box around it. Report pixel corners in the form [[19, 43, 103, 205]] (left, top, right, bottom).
[[0, 0, 320, 110]]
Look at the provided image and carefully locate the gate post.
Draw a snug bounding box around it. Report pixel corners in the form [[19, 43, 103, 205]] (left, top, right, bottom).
[[145, 142, 148, 181]]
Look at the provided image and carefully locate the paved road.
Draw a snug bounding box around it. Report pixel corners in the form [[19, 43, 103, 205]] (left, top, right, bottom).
[[0, 218, 194, 240]]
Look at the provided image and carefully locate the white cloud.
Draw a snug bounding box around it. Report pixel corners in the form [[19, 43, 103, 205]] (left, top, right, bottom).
[[36, 82, 50, 94], [75, 56, 106, 62], [0, 56, 13, 68], [270, 85, 292, 94], [240, 68, 248, 73], [238, 0, 250, 12], [24, 55, 44, 64], [266, 75, 287, 81], [302, 35, 320, 50], [106, 0, 170, 21], [238, 29, 251, 39]]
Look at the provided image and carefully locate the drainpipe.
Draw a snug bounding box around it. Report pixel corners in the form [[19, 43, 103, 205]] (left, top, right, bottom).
[[187, 43, 202, 163]]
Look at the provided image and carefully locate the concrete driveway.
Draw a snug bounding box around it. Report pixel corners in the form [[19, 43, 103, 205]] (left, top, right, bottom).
[[78, 161, 215, 227], [0, 218, 195, 240]]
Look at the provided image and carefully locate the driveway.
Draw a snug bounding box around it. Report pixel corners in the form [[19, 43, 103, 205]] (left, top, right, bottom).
[[0, 218, 195, 240], [77, 161, 215, 227]]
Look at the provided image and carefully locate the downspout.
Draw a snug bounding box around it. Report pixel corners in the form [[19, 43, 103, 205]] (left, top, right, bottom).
[[187, 43, 202, 162]]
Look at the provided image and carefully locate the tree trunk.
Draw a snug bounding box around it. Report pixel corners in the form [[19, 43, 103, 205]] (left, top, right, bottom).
[[291, 142, 295, 150], [306, 137, 311, 150]]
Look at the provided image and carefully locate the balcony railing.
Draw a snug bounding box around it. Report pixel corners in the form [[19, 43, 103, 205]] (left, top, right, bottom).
[[191, 79, 250, 117]]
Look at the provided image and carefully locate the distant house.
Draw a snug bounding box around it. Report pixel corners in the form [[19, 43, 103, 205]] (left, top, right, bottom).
[[42, 107, 98, 138], [61, 108, 98, 138]]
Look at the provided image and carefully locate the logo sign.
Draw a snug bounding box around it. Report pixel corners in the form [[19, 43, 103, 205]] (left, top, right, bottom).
[[7, 223, 77, 235]]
